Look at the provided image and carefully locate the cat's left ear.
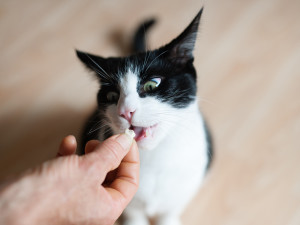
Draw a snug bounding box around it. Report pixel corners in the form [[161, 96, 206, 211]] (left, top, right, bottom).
[[163, 8, 203, 65], [76, 50, 108, 81]]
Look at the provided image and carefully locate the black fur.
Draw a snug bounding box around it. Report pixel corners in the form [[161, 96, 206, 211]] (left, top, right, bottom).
[[76, 8, 203, 109], [204, 121, 213, 170], [132, 18, 156, 53]]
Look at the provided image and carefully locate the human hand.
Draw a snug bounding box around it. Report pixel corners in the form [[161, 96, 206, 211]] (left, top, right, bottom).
[[0, 133, 139, 225]]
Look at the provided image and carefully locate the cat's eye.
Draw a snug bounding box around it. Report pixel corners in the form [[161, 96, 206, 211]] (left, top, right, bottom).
[[144, 78, 161, 92], [106, 91, 119, 102]]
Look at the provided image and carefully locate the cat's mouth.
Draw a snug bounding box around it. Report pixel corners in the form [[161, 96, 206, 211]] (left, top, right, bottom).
[[129, 124, 158, 142]]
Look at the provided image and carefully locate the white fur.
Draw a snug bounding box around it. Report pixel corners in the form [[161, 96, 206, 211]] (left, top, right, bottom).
[[103, 68, 208, 225]]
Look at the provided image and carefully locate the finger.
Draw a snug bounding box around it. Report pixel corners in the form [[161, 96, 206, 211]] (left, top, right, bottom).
[[81, 133, 134, 180], [106, 140, 139, 209], [57, 135, 77, 157], [85, 140, 101, 154]]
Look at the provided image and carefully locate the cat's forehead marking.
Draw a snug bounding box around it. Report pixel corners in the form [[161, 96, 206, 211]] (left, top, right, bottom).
[[120, 67, 138, 95]]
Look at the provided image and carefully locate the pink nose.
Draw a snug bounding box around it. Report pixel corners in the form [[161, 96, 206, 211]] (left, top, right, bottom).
[[120, 109, 135, 122]]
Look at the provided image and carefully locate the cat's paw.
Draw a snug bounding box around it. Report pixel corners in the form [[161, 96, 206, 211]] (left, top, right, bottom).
[[122, 218, 150, 225], [155, 215, 181, 225], [122, 209, 150, 225]]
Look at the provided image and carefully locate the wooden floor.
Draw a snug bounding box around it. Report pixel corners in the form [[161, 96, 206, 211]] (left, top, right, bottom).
[[1, 0, 300, 224]]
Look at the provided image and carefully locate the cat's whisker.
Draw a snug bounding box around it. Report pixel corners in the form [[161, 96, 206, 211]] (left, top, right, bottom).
[[142, 50, 152, 74], [198, 97, 217, 106], [145, 50, 168, 72], [88, 125, 103, 135], [159, 119, 197, 137], [101, 126, 114, 138], [92, 67, 115, 83], [155, 118, 196, 139], [84, 53, 109, 77], [84, 53, 118, 84], [152, 110, 203, 135], [86, 120, 101, 133], [88, 120, 111, 135]]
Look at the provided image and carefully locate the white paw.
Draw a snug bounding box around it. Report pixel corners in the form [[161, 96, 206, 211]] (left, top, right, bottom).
[[122, 210, 149, 225], [123, 218, 150, 225], [155, 215, 181, 225]]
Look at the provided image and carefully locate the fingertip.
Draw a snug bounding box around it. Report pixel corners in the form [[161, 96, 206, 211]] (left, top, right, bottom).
[[65, 135, 77, 149], [65, 135, 77, 147], [57, 135, 77, 157], [115, 133, 134, 152]]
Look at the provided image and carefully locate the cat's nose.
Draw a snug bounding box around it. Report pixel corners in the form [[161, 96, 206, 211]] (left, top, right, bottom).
[[119, 109, 135, 123]]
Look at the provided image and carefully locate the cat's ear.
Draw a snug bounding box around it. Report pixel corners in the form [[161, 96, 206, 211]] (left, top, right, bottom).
[[76, 50, 108, 80], [163, 8, 203, 65]]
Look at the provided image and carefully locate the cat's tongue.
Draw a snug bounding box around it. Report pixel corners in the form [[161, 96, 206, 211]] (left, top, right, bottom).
[[130, 126, 152, 141]]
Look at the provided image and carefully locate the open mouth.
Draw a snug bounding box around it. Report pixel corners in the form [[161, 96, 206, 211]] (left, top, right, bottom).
[[129, 124, 158, 142]]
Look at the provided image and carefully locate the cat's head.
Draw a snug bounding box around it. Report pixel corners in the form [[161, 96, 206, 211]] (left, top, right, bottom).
[[77, 9, 203, 150]]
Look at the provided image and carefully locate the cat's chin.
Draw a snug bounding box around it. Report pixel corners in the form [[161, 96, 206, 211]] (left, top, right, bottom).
[[136, 138, 160, 151]]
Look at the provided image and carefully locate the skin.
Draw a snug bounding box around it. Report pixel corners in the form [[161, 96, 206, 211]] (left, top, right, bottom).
[[0, 133, 139, 225]]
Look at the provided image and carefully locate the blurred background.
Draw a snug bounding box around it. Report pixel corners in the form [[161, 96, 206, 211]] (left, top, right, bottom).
[[0, 0, 299, 224]]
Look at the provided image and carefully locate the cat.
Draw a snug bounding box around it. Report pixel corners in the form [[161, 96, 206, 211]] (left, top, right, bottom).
[[77, 7, 212, 225]]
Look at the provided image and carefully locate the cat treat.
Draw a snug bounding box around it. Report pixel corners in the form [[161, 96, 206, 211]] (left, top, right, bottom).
[[125, 128, 136, 139]]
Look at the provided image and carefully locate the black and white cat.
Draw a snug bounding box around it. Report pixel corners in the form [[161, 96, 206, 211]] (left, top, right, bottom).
[[77, 8, 212, 225]]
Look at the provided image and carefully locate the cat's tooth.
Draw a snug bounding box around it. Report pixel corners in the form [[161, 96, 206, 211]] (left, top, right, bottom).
[[145, 129, 149, 137]]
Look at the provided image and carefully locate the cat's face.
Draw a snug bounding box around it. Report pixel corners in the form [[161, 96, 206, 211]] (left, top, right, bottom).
[[77, 9, 202, 150]]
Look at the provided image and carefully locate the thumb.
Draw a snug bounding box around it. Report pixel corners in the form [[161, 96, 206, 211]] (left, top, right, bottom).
[[81, 132, 134, 180]]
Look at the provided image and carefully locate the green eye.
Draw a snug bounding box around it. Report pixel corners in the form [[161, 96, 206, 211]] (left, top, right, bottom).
[[107, 91, 119, 102], [144, 78, 161, 92]]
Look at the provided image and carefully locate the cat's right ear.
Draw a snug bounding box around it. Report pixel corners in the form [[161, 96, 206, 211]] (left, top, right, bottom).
[[76, 50, 108, 80], [161, 8, 203, 66]]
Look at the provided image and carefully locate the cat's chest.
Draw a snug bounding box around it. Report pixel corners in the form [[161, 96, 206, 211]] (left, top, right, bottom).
[[135, 120, 208, 210], [139, 129, 207, 177]]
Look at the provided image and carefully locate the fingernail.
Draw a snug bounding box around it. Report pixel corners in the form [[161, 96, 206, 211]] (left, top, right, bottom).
[[116, 130, 134, 150], [66, 135, 76, 145]]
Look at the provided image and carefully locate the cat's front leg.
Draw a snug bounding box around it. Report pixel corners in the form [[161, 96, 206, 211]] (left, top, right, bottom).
[[155, 214, 181, 225], [122, 208, 150, 225]]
